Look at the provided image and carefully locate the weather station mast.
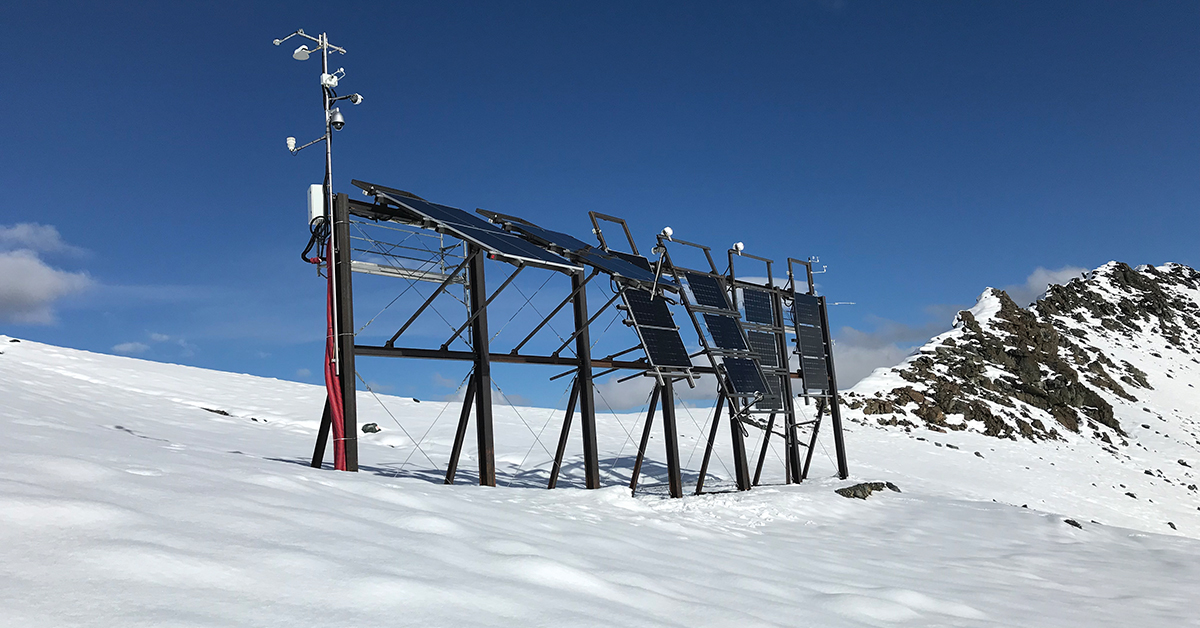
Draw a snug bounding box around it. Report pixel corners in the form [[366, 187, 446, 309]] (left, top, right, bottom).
[[273, 28, 364, 471]]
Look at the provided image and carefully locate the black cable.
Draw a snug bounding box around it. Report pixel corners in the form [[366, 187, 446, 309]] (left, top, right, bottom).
[[301, 215, 330, 263]]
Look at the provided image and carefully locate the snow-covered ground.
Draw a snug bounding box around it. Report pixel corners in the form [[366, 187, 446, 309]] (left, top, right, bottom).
[[2, 336, 1198, 627]]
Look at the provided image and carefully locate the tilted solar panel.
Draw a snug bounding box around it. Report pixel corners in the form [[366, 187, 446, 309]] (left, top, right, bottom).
[[703, 313, 748, 351], [800, 356, 829, 390], [500, 220, 594, 253], [722, 357, 769, 395], [755, 375, 784, 410], [746, 331, 780, 368], [639, 326, 693, 369], [578, 249, 660, 284], [685, 272, 731, 309], [797, 325, 825, 358], [743, 289, 775, 325], [624, 289, 675, 329], [352, 180, 579, 271], [792, 293, 822, 327]]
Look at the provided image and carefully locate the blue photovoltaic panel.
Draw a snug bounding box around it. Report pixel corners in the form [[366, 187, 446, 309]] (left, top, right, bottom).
[[747, 331, 779, 368], [353, 180, 579, 271], [755, 375, 784, 410], [501, 220, 594, 253], [743, 289, 775, 325], [624, 289, 675, 329], [723, 357, 768, 395], [639, 327, 693, 369], [703, 314, 748, 351], [686, 272, 731, 309], [801, 357, 829, 390], [608, 250, 653, 273], [797, 325, 825, 357], [578, 249, 660, 284], [792, 293, 822, 328]]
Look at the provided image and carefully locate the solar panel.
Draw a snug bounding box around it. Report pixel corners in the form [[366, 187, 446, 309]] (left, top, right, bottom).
[[723, 357, 769, 395], [608, 250, 654, 273], [685, 272, 731, 310], [624, 289, 675, 329], [501, 220, 594, 253], [743, 289, 775, 325], [746, 331, 779, 368], [578, 249, 661, 284], [797, 325, 825, 358], [792, 293, 822, 327], [801, 357, 829, 390], [353, 181, 579, 271], [703, 314, 748, 351], [755, 375, 784, 410], [639, 326, 693, 369]]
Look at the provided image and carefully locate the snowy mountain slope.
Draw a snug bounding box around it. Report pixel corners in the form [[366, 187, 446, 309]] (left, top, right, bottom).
[[841, 262, 1200, 536], [2, 336, 1199, 627]]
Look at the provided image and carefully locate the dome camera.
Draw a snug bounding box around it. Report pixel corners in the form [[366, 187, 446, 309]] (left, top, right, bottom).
[[330, 108, 345, 131]]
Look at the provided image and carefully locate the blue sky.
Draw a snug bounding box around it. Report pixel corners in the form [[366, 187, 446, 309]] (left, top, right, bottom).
[[1, 1, 1197, 408]]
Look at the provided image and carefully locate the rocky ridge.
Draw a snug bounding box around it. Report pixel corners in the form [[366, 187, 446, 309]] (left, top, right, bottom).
[[841, 262, 1200, 456]]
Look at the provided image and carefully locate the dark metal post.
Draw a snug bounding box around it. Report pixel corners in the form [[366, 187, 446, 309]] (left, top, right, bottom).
[[311, 397, 331, 468], [752, 412, 776, 486], [547, 378, 580, 489], [629, 385, 661, 494], [444, 373, 477, 484], [729, 398, 751, 491], [332, 192, 358, 471], [694, 392, 725, 495], [570, 270, 601, 489], [772, 289, 802, 483], [818, 296, 849, 479], [661, 378, 683, 498], [467, 246, 496, 486]]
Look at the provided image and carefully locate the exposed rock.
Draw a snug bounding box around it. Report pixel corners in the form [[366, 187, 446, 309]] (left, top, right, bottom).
[[835, 482, 901, 499]]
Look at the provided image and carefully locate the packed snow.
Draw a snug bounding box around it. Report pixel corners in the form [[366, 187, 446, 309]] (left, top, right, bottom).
[[2, 336, 1198, 627]]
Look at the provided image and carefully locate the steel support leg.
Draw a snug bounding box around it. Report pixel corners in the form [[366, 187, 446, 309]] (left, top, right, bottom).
[[729, 399, 751, 491], [444, 373, 477, 484], [661, 379, 683, 498], [629, 385, 661, 494], [694, 393, 725, 495], [467, 246, 496, 486], [570, 270, 600, 489], [752, 413, 776, 486], [547, 378, 580, 489], [310, 397, 332, 468], [332, 193, 358, 471]]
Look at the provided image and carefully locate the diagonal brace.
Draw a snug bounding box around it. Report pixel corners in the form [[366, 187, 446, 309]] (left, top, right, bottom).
[[511, 268, 599, 355], [440, 263, 525, 350], [385, 253, 474, 348], [550, 290, 622, 358]]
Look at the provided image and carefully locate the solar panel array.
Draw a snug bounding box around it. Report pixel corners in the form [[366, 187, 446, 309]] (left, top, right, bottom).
[[792, 292, 831, 392], [742, 289, 775, 325], [491, 215, 664, 285], [684, 272, 732, 309], [354, 181, 580, 272], [623, 288, 692, 370]]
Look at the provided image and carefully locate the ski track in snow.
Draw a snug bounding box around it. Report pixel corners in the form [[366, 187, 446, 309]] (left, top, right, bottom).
[[1, 336, 1198, 627]]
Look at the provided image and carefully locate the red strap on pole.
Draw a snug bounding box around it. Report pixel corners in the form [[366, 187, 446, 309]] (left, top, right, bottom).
[[323, 237, 347, 470]]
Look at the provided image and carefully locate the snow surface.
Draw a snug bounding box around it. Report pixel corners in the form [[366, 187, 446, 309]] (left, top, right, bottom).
[[2, 336, 1199, 627]]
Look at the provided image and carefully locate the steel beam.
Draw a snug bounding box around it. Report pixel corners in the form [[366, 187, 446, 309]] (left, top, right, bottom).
[[661, 378, 683, 498], [694, 392, 725, 495], [311, 397, 332, 468], [547, 378, 580, 489], [468, 245, 496, 486], [444, 373, 477, 484], [629, 385, 661, 494], [333, 193, 359, 471], [818, 296, 849, 479], [570, 270, 601, 489]]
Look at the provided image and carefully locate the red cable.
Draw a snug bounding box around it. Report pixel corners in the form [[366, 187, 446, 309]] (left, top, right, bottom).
[[323, 237, 347, 470]]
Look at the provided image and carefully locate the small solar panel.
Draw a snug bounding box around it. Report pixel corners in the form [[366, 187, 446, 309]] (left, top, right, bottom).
[[578, 249, 660, 284], [503, 220, 594, 253], [353, 181, 579, 271], [624, 289, 675, 329], [723, 357, 769, 395], [797, 325, 825, 358], [755, 375, 784, 410], [747, 331, 779, 368], [743, 289, 775, 325], [608, 250, 654, 273], [685, 272, 731, 310], [703, 314, 748, 351], [800, 356, 829, 390], [792, 293, 822, 327], [639, 327, 693, 369]]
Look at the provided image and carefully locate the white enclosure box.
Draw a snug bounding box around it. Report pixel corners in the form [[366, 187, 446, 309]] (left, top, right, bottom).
[[307, 184, 325, 225]]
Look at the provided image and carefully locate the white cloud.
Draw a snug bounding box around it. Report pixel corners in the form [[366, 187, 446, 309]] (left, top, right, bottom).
[[150, 332, 171, 342], [0, 223, 85, 256], [831, 308, 961, 387], [0, 250, 91, 324], [296, 368, 312, 378], [1003, 266, 1088, 306], [112, 342, 149, 355]]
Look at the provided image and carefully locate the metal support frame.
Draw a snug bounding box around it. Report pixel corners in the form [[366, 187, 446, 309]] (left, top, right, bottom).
[[660, 379, 683, 498], [629, 385, 662, 494], [467, 245, 496, 486], [548, 378, 580, 489], [818, 295, 849, 479], [445, 372, 477, 484], [694, 392, 726, 495], [570, 270, 601, 488]]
